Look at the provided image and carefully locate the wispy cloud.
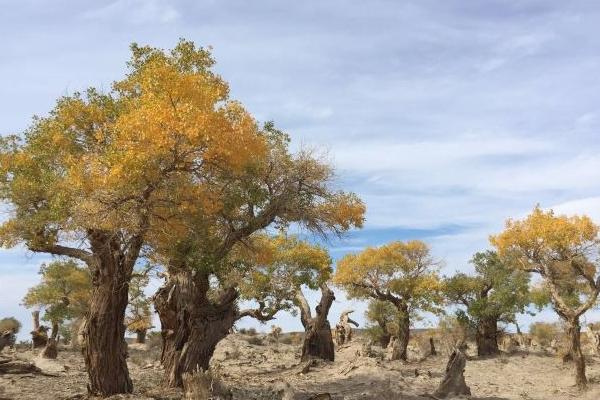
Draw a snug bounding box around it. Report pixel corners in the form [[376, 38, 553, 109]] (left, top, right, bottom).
[[1, 0, 600, 333], [82, 0, 180, 25]]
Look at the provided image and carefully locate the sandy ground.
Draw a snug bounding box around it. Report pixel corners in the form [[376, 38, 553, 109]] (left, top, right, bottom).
[[1, 333, 599, 399]]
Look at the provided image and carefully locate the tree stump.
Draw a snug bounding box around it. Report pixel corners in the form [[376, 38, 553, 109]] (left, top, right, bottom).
[[30, 311, 49, 349], [41, 338, 58, 359], [433, 349, 471, 398], [335, 310, 359, 346], [41, 322, 59, 359]]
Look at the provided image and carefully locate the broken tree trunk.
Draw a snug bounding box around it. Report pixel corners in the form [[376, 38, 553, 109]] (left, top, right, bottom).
[[335, 310, 359, 346], [298, 284, 335, 362], [433, 348, 471, 398], [41, 322, 59, 359], [30, 311, 48, 349], [135, 329, 147, 344], [475, 316, 499, 356]]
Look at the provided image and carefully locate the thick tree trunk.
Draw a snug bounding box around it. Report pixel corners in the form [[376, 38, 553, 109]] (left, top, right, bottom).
[[82, 243, 133, 396], [154, 270, 237, 388], [566, 318, 587, 389], [476, 317, 499, 356], [41, 322, 59, 359], [299, 285, 335, 362], [136, 330, 147, 344], [391, 311, 409, 361], [301, 320, 335, 362]]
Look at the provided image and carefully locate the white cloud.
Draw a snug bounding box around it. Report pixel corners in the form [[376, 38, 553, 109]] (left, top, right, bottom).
[[550, 197, 600, 222]]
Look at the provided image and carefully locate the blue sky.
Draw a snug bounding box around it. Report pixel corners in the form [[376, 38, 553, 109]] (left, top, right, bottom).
[[2, 0, 600, 338]]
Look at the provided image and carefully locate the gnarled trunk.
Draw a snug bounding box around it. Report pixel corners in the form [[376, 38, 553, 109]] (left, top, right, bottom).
[[154, 270, 238, 388], [391, 310, 409, 361], [566, 318, 586, 389], [135, 330, 147, 344], [83, 272, 132, 395], [82, 234, 135, 396], [476, 316, 499, 356], [298, 285, 335, 362]]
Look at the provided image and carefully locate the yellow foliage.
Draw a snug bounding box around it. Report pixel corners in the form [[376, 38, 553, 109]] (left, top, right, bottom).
[[334, 240, 443, 314], [0, 39, 267, 249]]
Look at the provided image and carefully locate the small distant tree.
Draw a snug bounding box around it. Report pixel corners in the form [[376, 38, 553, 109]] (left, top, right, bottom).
[[0, 317, 21, 334], [529, 322, 561, 347], [236, 234, 336, 362], [23, 260, 91, 357], [444, 250, 531, 356], [364, 299, 399, 348], [334, 240, 444, 361], [491, 207, 600, 389], [125, 272, 153, 344]]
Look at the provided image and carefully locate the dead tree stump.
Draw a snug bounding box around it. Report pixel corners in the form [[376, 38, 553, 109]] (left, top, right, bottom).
[[30, 311, 48, 349], [335, 310, 359, 346], [41, 322, 59, 359], [433, 348, 471, 398]]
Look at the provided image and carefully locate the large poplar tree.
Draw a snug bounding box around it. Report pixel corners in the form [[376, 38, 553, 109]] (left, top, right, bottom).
[[0, 40, 267, 395], [491, 207, 600, 389], [334, 240, 444, 361]]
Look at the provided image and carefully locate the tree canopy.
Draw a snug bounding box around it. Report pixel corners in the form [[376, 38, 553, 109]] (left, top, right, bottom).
[[22, 260, 91, 325], [444, 250, 531, 327], [334, 240, 444, 315], [490, 206, 600, 388]]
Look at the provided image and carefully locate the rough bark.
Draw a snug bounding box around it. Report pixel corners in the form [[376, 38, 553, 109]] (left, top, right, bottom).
[[298, 285, 335, 362], [154, 270, 238, 388], [566, 318, 587, 389], [433, 348, 471, 398], [41, 322, 59, 359], [81, 231, 139, 396], [476, 316, 499, 356], [391, 311, 409, 361], [136, 330, 147, 344]]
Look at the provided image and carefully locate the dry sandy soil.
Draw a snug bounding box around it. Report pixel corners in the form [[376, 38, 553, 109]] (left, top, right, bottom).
[[1, 332, 599, 400]]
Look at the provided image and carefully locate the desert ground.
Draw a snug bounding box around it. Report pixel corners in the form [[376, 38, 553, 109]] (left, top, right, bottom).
[[1, 331, 599, 400]]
